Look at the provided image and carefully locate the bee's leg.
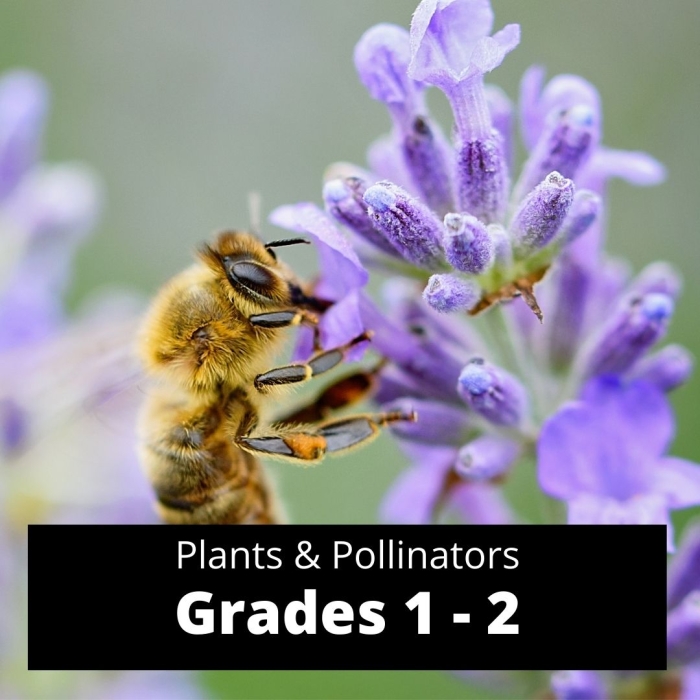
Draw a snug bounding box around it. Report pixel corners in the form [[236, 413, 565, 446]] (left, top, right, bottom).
[[248, 309, 318, 330], [248, 309, 323, 351], [237, 410, 415, 463], [316, 411, 416, 454], [276, 360, 387, 425], [253, 332, 371, 391]]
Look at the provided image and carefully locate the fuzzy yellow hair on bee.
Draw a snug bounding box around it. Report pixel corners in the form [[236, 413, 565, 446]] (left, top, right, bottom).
[[137, 230, 414, 524]]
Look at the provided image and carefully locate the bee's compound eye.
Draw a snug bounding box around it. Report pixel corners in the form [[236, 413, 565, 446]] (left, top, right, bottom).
[[227, 260, 277, 299]]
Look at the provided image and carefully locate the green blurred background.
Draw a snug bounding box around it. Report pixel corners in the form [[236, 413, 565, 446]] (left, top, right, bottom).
[[1, 1, 698, 698]]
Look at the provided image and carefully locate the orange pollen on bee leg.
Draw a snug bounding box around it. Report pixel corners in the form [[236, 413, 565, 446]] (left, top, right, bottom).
[[284, 434, 327, 461]]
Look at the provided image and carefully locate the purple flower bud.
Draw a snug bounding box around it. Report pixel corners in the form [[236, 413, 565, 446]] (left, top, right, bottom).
[[0, 70, 49, 201], [550, 670, 607, 700], [443, 213, 494, 274], [323, 178, 401, 256], [423, 274, 479, 313], [363, 180, 444, 268], [382, 397, 471, 445], [583, 292, 675, 378], [668, 523, 700, 610], [630, 344, 693, 393], [485, 83, 513, 167], [667, 591, 700, 666], [514, 104, 598, 203], [455, 131, 509, 224], [520, 67, 601, 152], [401, 115, 454, 215], [558, 190, 602, 246], [457, 357, 528, 427], [455, 435, 520, 481], [510, 171, 575, 253], [354, 24, 419, 114], [626, 261, 682, 300]]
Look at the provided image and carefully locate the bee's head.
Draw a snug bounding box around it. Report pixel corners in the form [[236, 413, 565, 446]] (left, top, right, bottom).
[[198, 230, 309, 308]]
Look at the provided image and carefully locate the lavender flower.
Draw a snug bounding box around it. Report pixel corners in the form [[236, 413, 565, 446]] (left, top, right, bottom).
[[538, 377, 700, 550], [273, 2, 697, 694]]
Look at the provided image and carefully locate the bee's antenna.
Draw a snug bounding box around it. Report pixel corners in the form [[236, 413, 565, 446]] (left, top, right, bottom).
[[248, 191, 262, 237], [265, 238, 311, 249]]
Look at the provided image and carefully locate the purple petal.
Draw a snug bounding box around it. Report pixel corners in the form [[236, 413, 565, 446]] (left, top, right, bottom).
[[291, 324, 315, 362], [585, 147, 667, 187], [579, 377, 674, 458], [682, 664, 700, 700], [319, 290, 368, 361], [269, 203, 368, 300], [409, 0, 495, 89], [654, 457, 700, 510], [380, 444, 456, 524], [538, 378, 674, 502], [469, 25, 520, 76], [567, 493, 673, 550], [448, 482, 517, 524]]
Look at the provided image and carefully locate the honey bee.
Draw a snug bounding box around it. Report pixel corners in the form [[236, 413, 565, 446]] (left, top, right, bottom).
[[137, 230, 414, 524]]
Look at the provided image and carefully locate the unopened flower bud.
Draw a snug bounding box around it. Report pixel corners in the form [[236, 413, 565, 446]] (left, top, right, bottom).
[[630, 344, 693, 392], [402, 115, 454, 215], [383, 397, 471, 445], [323, 178, 400, 256], [457, 358, 528, 427], [423, 274, 479, 314], [455, 436, 520, 481], [583, 292, 675, 378], [364, 180, 443, 268], [558, 190, 602, 246], [515, 104, 598, 202], [443, 213, 494, 275], [667, 591, 700, 666], [510, 171, 575, 253], [627, 261, 682, 300]]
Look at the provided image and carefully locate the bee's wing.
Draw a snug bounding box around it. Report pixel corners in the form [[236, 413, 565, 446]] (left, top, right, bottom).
[[1, 312, 155, 518]]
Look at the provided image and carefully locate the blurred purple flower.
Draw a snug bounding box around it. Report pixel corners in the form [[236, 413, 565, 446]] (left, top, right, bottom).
[[0, 67, 202, 697], [538, 377, 700, 550]]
